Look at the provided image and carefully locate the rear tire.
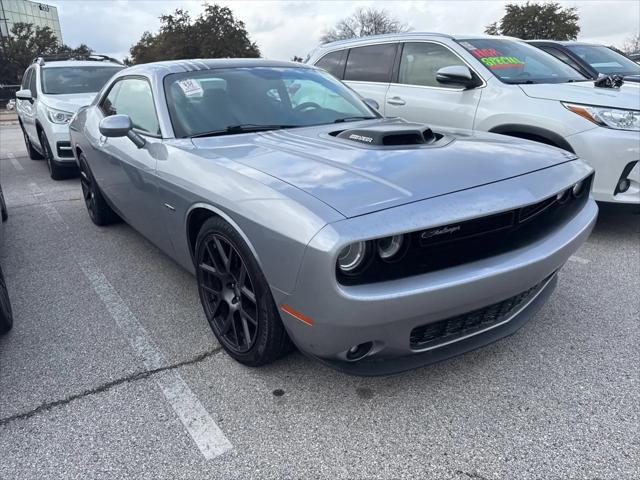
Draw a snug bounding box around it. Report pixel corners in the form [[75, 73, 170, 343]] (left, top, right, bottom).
[[39, 130, 67, 180], [78, 153, 119, 226], [21, 124, 43, 160], [0, 185, 7, 222], [0, 265, 13, 335], [195, 216, 293, 366]]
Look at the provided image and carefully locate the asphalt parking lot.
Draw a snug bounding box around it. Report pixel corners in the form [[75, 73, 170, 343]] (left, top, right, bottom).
[[0, 123, 638, 480]]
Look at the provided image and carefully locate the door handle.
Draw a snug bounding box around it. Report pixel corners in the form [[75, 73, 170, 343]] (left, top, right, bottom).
[[387, 96, 406, 106]]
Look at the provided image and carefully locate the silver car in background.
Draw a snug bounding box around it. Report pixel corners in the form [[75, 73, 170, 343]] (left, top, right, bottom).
[[69, 59, 597, 375]]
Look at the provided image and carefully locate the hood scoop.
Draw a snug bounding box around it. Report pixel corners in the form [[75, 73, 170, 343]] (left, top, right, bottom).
[[336, 123, 438, 146]]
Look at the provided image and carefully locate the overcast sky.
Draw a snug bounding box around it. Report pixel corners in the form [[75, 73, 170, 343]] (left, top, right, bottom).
[[45, 0, 640, 61]]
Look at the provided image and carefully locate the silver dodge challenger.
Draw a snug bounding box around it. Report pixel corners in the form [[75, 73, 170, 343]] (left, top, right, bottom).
[[69, 59, 598, 375]]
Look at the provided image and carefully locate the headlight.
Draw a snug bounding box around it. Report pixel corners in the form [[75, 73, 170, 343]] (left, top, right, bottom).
[[46, 107, 74, 124], [377, 235, 404, 261], [563, 103, 640, 131], [337, 241, 369, 273]]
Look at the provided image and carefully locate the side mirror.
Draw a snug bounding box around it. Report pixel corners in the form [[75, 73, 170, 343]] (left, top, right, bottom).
[[16, 89, 32, 101], [363, 97, 380, 111], [436, 66, 480, 89], [99, 114, 146, 148]]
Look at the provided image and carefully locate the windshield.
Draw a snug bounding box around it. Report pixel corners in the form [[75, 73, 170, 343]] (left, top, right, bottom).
[[566, 45, 640, 76], [164, 67, 378, 138], [41, 66, 123, 95], [458, 38, 587, 84]]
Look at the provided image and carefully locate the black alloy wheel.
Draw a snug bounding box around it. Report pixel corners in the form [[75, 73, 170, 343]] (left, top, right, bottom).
[[0, 266, 13, 335], [195, 216, 292, 366], [199, 233, 259, 353], [77, 153, 119, 226]]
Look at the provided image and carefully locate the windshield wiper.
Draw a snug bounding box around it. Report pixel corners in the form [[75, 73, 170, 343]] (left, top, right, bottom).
[[191, 124, 297, 138], [507, 80, 537, 85], [333, 116, 377, 123]]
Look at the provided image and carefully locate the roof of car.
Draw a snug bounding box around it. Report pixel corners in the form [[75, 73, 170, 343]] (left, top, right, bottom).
[[317, 32, 520, 50], [121, 58, 312, 76], [40, 60, 124, 69], [527, 40, 603, 47]]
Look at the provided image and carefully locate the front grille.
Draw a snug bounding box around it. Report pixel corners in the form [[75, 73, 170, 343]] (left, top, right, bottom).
[[338, 174, 593, 286], [409, 275, 551, 350]]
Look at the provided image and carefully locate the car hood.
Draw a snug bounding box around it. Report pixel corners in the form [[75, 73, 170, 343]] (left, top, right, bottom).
[[191, 120, 577, 218], [41, 93, 98, 113], [519, 81, 640, 109]]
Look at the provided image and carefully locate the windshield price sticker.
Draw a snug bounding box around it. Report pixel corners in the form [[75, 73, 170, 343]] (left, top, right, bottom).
[[177, 79, 204, 97], [468, 47, 525, 69]]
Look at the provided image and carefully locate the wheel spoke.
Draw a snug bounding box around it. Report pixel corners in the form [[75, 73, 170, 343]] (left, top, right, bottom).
[[213, 237, 230, 273], [199, 262, 219, 277], [241, 308, 258, 326], [240, 285, 256, 304], [201, 284, 221, 295], [219, 309, 233, 335], [240, 314, 251, 346]]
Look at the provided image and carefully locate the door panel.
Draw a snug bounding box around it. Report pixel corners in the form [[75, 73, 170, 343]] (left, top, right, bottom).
[[384, 42, 482, 129]]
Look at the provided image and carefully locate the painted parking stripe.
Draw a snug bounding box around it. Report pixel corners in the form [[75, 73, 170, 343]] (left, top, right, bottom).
[[569, 255, 590, 265], [6, 152, 23, 171], [29, 181, 233, 460]]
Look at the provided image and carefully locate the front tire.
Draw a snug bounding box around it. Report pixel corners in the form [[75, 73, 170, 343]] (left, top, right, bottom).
[[78, 153, 119, 226], [0, 265, 13, 335], [21, 124, 43, 160], [195, 217, 292, 366], [39, 130, 66, 180]]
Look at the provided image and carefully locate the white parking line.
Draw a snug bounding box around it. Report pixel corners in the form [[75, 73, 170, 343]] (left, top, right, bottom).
[[29, 181, 233, 460], [569, 255, 590, 265], [6, 152, 23, 171]]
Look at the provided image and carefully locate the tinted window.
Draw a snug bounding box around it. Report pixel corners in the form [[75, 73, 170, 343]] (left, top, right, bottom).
[[21, 68, 32, 89], [566, 45, 640, 76], [100, 81, 121, 116], [459, 38, 586, 84], [109, 78, 160, 135], [344, 44, 397, 82], [29, 69, 38, 98], [164, 67, 376, 138], [315, 50, 345, 78], [399, 42, 467, 88], [41, 66, 123, 94]]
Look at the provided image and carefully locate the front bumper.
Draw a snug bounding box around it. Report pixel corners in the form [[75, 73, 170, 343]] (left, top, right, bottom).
[[41, 121, 75, 163], [275, 161, 597, 375], [566, 126, 640, 204]]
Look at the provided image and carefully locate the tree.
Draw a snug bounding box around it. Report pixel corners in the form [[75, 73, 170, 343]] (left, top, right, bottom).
[[621, 33, 640, 55], [320, 8, 411, 43], [291, 55, 303, 62], [484, 2, 580, 40], [0, 22, 95, 85], [129, 5, 259, 64]]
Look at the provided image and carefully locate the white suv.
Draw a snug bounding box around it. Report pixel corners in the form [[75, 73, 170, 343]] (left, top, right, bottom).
[[306, 33, 640, 206], [16, 55, 123, 179]]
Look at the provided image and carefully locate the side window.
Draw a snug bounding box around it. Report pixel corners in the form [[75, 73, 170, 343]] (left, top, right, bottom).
[[315, 50, 345, 79], [29, 68, 38, 98], [344, 44, 397, 82], [21, 68, 32, 89], [100, 81, 121, 116], [398, 42, 467, 88], [109, 78, 160, 136]]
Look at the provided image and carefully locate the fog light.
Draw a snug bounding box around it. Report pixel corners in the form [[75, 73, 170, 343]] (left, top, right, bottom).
[[346, 342, 373, 360], [617, 178, 631, 193], [572, 180, 586, 197]]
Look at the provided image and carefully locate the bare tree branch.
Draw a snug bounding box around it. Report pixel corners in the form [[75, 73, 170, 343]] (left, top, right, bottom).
[[321, 8, 411, 43]]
